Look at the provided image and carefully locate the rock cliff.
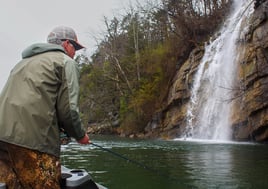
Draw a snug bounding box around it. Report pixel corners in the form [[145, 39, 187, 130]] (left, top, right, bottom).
[[232, 1, 268, 142], [145, 1, 268, 142]]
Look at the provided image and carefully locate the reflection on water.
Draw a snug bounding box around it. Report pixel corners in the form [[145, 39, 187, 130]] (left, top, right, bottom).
[[61, 136, 268, 189], [184, 143, 233, 188]]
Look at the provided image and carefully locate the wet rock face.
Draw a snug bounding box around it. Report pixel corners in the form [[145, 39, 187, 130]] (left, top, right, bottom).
[[146, 47, 205, 139], [232, 1, 268, 142], [147, 2, 268, 141]]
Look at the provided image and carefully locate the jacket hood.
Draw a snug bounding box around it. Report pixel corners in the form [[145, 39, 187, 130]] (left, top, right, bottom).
[[22, 43, 65, 59]]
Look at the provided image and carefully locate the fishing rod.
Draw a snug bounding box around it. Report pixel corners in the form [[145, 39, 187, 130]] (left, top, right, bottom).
[[91, 142, 156, 172], [90, 142, 196, 188]]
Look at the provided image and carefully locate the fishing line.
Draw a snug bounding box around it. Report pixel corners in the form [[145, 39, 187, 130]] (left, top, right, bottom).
[[90, 142, 196, 188]]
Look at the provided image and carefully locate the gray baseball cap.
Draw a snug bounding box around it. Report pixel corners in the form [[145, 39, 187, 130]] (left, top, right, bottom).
[[47, 26, 85, 50]]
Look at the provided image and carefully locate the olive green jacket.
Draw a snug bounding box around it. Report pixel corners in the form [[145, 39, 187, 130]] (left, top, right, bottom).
[[0, 43, 85, 157]]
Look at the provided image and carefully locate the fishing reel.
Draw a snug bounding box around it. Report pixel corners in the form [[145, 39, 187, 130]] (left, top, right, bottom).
[[60, 128, 71, 145]]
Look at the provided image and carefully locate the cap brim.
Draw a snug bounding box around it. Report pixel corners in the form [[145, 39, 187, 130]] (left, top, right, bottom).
[[70, 40, 85, 51]]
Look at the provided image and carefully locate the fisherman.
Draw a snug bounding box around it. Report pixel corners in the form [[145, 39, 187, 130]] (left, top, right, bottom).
[[0, 26, 90, 188]]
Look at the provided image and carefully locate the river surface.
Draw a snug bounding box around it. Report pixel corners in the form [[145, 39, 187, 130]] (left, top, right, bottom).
[[61, 136, 268, 189]]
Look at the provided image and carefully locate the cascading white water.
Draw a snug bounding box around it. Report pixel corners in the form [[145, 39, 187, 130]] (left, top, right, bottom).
[[184, 0, 253, 141]]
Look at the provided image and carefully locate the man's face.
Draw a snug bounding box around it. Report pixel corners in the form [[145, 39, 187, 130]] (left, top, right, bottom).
[[63, 40, 76, 58]]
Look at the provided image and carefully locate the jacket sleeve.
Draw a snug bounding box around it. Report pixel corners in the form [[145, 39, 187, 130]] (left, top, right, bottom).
[[57, 57, 85, 140]]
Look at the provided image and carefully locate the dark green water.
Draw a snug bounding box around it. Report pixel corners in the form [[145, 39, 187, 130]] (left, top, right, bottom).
[[61, 136, 268, 189]]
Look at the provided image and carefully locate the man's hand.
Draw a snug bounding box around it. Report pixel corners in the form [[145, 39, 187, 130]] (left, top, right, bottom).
[[77, 134, 90, 144]]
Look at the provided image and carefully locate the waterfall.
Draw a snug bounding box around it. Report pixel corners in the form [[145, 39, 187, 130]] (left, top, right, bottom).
[[184, 0, 253, 141]]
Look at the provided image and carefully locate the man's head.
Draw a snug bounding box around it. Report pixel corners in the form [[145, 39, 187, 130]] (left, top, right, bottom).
[[47, 26, 85, 58]]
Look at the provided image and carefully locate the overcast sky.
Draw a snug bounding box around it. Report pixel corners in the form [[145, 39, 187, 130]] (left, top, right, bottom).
[[0, 0, 148, 91]]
